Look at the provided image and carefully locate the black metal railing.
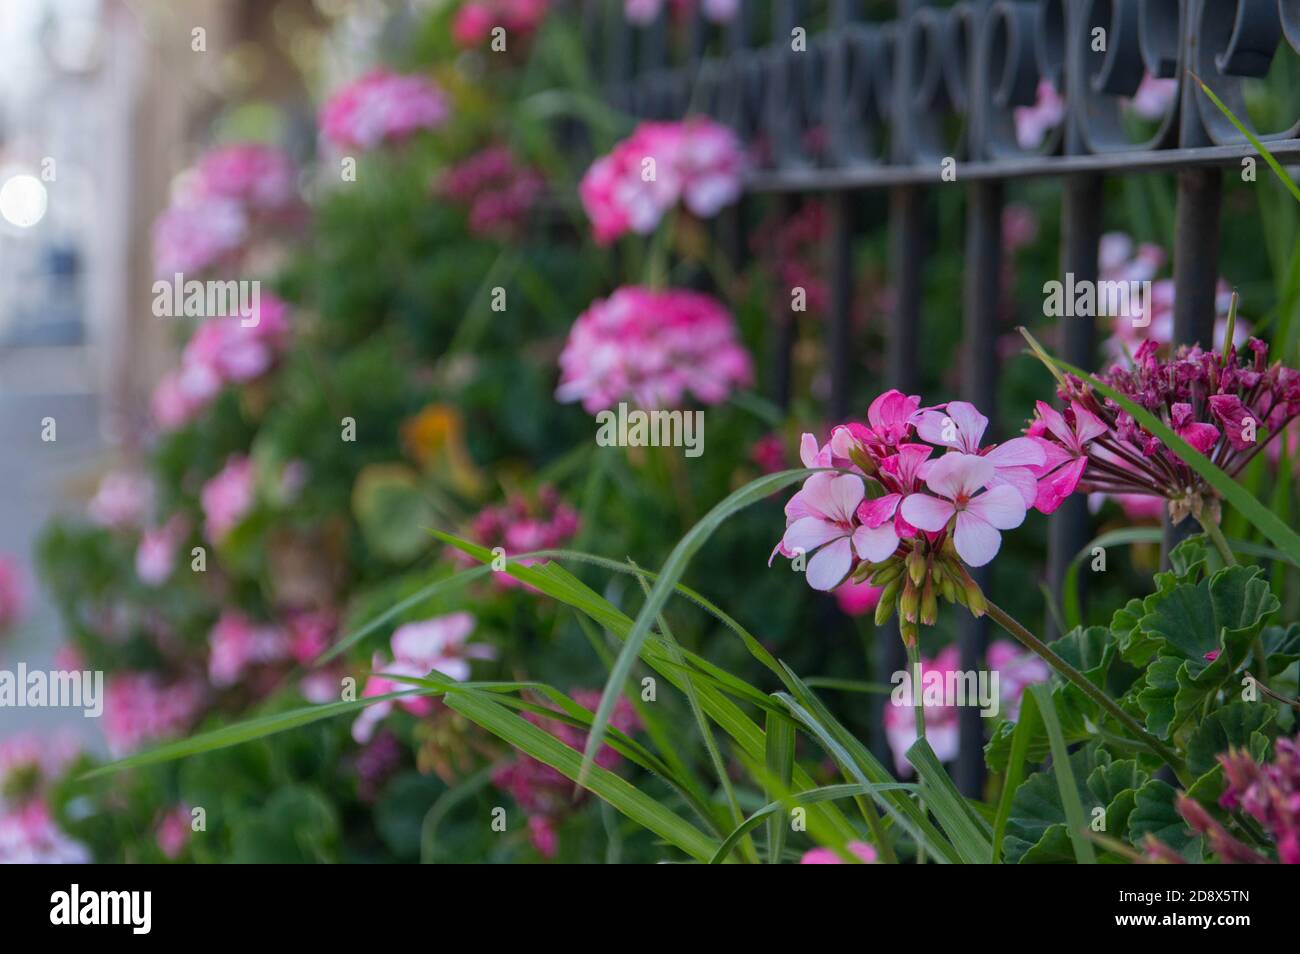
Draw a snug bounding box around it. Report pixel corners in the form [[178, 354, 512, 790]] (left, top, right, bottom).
[[583, 0, 1298, 794]]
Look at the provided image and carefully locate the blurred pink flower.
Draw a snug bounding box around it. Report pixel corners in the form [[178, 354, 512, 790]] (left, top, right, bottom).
[[579, 117, 744, 243], [883, 645, 961, 776], [352, 612, 493, 743], [189, 144, 299, 214], [436, 145, 545, 237], [103, 673, 206, 756], [0, 731, 80, 799], [987, 639, 1050, 720], [800, 841, 877, 864], [556, 286, 752, 412], [461, 486, 580, 587], [0, 800, 90, 864], [136, 515, 188, 586], [88, 470, 153, 530], [1128, 73, 1178, 120], [152, 196, 249, 276], [200, 455, 256, 544], [208, 611, 292, 687], [1014, 80, 1065, 150], [320, 69, 449, 151], [452, 0, 549, 47], [0, 555, 26, 634], [834, 577, 883, 617], [156, 805, 192, 859]]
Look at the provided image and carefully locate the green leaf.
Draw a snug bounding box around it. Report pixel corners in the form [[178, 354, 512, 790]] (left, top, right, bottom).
[[442, 688, 719, 862], [707, 782, 917, 865], [906, 739, 993, 864], [1185, 702, 1277, 778], [991, 686, 1043, 862], [1086, 759, 1149, 842], [577, 468, 819, 783], [1195, 75, 1300, 204], [764, 711, 796, 865], [81, 690, 431, 778], [1128, 779, 1202, 860], [1257, 623, 1300, 673]]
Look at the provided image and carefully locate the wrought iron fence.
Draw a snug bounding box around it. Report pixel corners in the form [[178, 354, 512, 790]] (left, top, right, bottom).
[[580, 0, 1299, 794]]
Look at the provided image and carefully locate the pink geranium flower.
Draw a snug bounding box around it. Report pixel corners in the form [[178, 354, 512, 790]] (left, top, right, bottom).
[[208, 611, 292, 687], [556, 286, 752, 412], [135, 515, 188, 586], [579, 117, 743, 244], [900, 453, 1027, 567], [883, 645, 962, 775], [87, 471, 153, 530], [352, 613, 494, 743], [1027, 399, 1107, 513], [774, 473, 880, 591], [800, 841, 878, 864], [200, 455, 256, 544], [320, 70, 449, 151]]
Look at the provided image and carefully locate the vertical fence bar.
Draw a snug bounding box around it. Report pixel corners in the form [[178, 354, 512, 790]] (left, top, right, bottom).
[[955, 178, 1004, 796], [824, 0, 855, 421], [873, 0, 929, 767], [1046, 175, 1104, 636], [1163, 167, 1223, 558]]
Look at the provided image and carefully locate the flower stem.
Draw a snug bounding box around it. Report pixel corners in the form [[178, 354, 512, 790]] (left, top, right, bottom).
[[983, 599, 1188, 781], [1196, 511, 1237, 567], [905, 638, 927, 866]]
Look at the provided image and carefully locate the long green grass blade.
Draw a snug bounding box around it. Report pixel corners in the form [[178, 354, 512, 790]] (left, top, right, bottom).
[[1194, 75, 1300, 204], [764, 710, 796, 864], [1029, 683, 1097, 864], [576, 468, 819, 783], [905, 739, 993, 864], [709, 782, 917, 865], [443, 688, 719, 862], [991, 688, 1043, 863]]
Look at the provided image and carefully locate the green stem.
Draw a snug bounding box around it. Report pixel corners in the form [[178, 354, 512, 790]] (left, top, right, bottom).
[[1197, 511, 1237, 567], [905, 639, 927, 866], [984, 599, 1189, 782]]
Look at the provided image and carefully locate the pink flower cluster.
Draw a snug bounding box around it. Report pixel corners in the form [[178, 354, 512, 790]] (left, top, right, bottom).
[[352, 612, 495, 743], [135, 515, 189, 586], [1219, 735, 1300, 863], [0, 731, 80, 800], [436, 146, 545, 237], [881, 641, 1047, 776], [461, 486, 579, 586], [0, 800, 90, 864], [1098, 232, 1243, 360], [1161, 734, 1300, 864], [1030, 336, 1300, 523], [490, 690, 638, 858], [579, 117, 744, 244], [103, 672, 206, 756], [87, 470, 153, 530], [208, 611, 294, 687], [151, 292, 292, 430], [200, 455, 257, 544], [320, 69, 450, 152], [556, 286, 752, 412], [156, 805, 193, 859], [452, 0, 549, 47], [1014, 81, 1065, 150], [0, 554, 26, 634], [773, 391, 1044, 595], [152, 144, 300, 276]]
